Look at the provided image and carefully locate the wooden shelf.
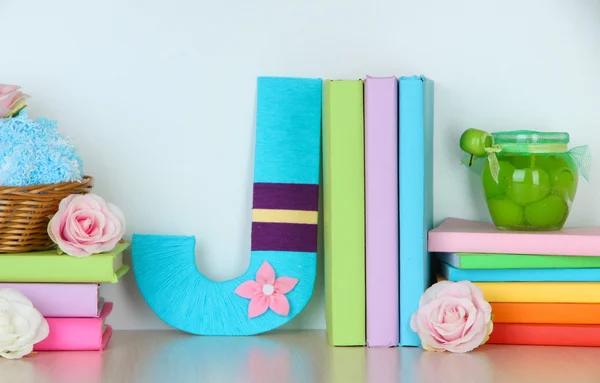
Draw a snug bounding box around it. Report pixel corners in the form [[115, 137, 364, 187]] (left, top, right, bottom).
[[3, 330, 600, 382]]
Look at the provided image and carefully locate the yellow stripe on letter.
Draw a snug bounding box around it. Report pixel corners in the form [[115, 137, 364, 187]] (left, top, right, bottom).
[[252, 209, 318, 225]]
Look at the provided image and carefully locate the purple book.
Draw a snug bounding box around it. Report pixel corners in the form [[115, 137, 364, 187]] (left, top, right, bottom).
[[0, 283, 102, 317], [364, 75, 399, 347]]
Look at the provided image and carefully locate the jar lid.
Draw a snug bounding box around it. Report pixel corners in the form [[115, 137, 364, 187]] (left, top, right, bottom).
[[492, 130, 570, 145]]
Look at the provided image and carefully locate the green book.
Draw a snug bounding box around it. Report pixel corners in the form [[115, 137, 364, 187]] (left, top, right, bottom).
[[0, 242, 130, 282], [323, 79, 366, 346], [437, 251, 600, 269]]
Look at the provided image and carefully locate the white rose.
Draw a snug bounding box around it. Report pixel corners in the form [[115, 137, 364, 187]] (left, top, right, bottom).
[[0, 288, 49, 359]]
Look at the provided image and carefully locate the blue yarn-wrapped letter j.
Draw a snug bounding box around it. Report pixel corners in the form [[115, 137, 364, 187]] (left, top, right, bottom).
[[132, 77, 322, 335]]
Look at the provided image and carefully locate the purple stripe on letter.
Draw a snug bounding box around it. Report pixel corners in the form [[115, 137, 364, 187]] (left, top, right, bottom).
[[252, 183, 319, 211], [251, 222, 318, 252]]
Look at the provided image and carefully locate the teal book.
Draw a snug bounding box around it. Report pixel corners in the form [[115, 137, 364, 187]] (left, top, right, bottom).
[[439, 262, 600, 282], [399, 75, 434, 347]]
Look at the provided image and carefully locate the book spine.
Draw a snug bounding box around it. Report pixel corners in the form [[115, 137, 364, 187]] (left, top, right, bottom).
[[488, 323, 600, 347], [34, 303, 112, 351], [442, 263, 600, 282], [473, 280, 600, 303], [0, 256, 121, 283], [364, 76, 399, 347], [399, 76, 434, 346], [0, 283, 99, 317], [438, 252, 600, 270], [428, 231, 600, 256], [491, 302, 600, 325], [323, 80, 366, 346]]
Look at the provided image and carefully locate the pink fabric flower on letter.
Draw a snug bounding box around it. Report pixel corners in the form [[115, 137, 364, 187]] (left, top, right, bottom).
[[234, 261, 298, 318], [410, 280, 493, 353], [48, 193, 126, 257]]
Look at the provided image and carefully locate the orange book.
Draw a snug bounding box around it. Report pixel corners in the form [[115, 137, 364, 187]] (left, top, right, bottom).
[[491, 302, 600, 324], [488, 323, 600, 347]]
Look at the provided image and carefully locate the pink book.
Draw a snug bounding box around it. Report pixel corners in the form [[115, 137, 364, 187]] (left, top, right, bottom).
[[34, 302, 113, 351], [429, 218, 600, 256], [0, 283, 102, 317], [364, 75, 399, 347]]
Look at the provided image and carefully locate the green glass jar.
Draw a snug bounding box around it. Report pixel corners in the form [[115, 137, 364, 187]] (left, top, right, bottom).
[[460, 129, 591, 231]]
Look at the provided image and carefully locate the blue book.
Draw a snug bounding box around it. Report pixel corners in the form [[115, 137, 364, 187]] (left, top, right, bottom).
[[399, 75, 434, 346], [440, 262, 600, 282]]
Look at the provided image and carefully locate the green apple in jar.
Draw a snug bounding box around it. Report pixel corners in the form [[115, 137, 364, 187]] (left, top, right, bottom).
[[487, 196, 525, 228], [505, 166, 551, 206], [482, 160, 515, 198]]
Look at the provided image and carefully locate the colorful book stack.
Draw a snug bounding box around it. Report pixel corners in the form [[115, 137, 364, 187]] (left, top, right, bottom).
[[429, 217, 600, 347], [0, 242, 129, 351], [323, 74, 434, 347]]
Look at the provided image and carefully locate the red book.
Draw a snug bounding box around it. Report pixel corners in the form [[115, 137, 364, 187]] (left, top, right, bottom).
[[488, 322, 600, 347]]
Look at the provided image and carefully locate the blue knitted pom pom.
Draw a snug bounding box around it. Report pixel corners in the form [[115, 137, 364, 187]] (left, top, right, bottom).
[[0, 110, 84, 186]]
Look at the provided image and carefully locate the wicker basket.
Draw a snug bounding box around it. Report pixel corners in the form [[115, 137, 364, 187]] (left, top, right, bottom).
[[0, 175, 94, 253]]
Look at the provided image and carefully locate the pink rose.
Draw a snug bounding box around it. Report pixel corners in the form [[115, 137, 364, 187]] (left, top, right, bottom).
[[48, 193, 126, 257], [410, 280, 493, 353], [0, 84, 27, 118]]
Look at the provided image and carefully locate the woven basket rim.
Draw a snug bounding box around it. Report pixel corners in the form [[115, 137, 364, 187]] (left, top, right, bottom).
[[0, 175, 95, 253], [0, 175, 94, 192]]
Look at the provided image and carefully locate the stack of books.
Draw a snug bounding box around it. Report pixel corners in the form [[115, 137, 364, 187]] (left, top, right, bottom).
[[323, 75, 434, 347], [0, 241, 129, 351], [429, 217, 600, 347]]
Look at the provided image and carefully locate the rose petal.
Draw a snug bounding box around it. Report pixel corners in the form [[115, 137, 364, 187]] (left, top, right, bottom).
[[33, 316, 49, 344], [444, 311, 487, 348], [420, 304, 447, 345], [416, 326, 445, 350], [75, 210, 106, 242], [0, 332, 17, 347], [0, 84, 20, 96], [234, 280, 262, 299], [71, 212, 93, 241], [5, 306, 41, 349], [106, 201, 126, 231], [0, 289, 33, 307], [465, 281, 492, 315], [248, 294, 269, 318], [434, 282, 472, 300], [64, 215, 85, 244], [444, 324, 489, 353], [0, 344, 33, 359], [480, 320, 494, 346], [269, 293, 290, 316], [419, 281, 455, 307], [9, 315, 29, 340], [99, 213, 119, 240], [0, 90, 18, 108], [49, 213, 87, 256], [274, 277, 298, 295], [7, 94, 25, 108], [72, 194, 105, 211], [421, 342, 446, 352], [255, 261, 275, 286], [434, 319, 467, 342], [57, 194, 78, 211]]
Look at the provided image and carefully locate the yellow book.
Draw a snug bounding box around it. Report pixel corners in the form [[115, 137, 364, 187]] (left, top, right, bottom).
[[437, 275, 600, 303]]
